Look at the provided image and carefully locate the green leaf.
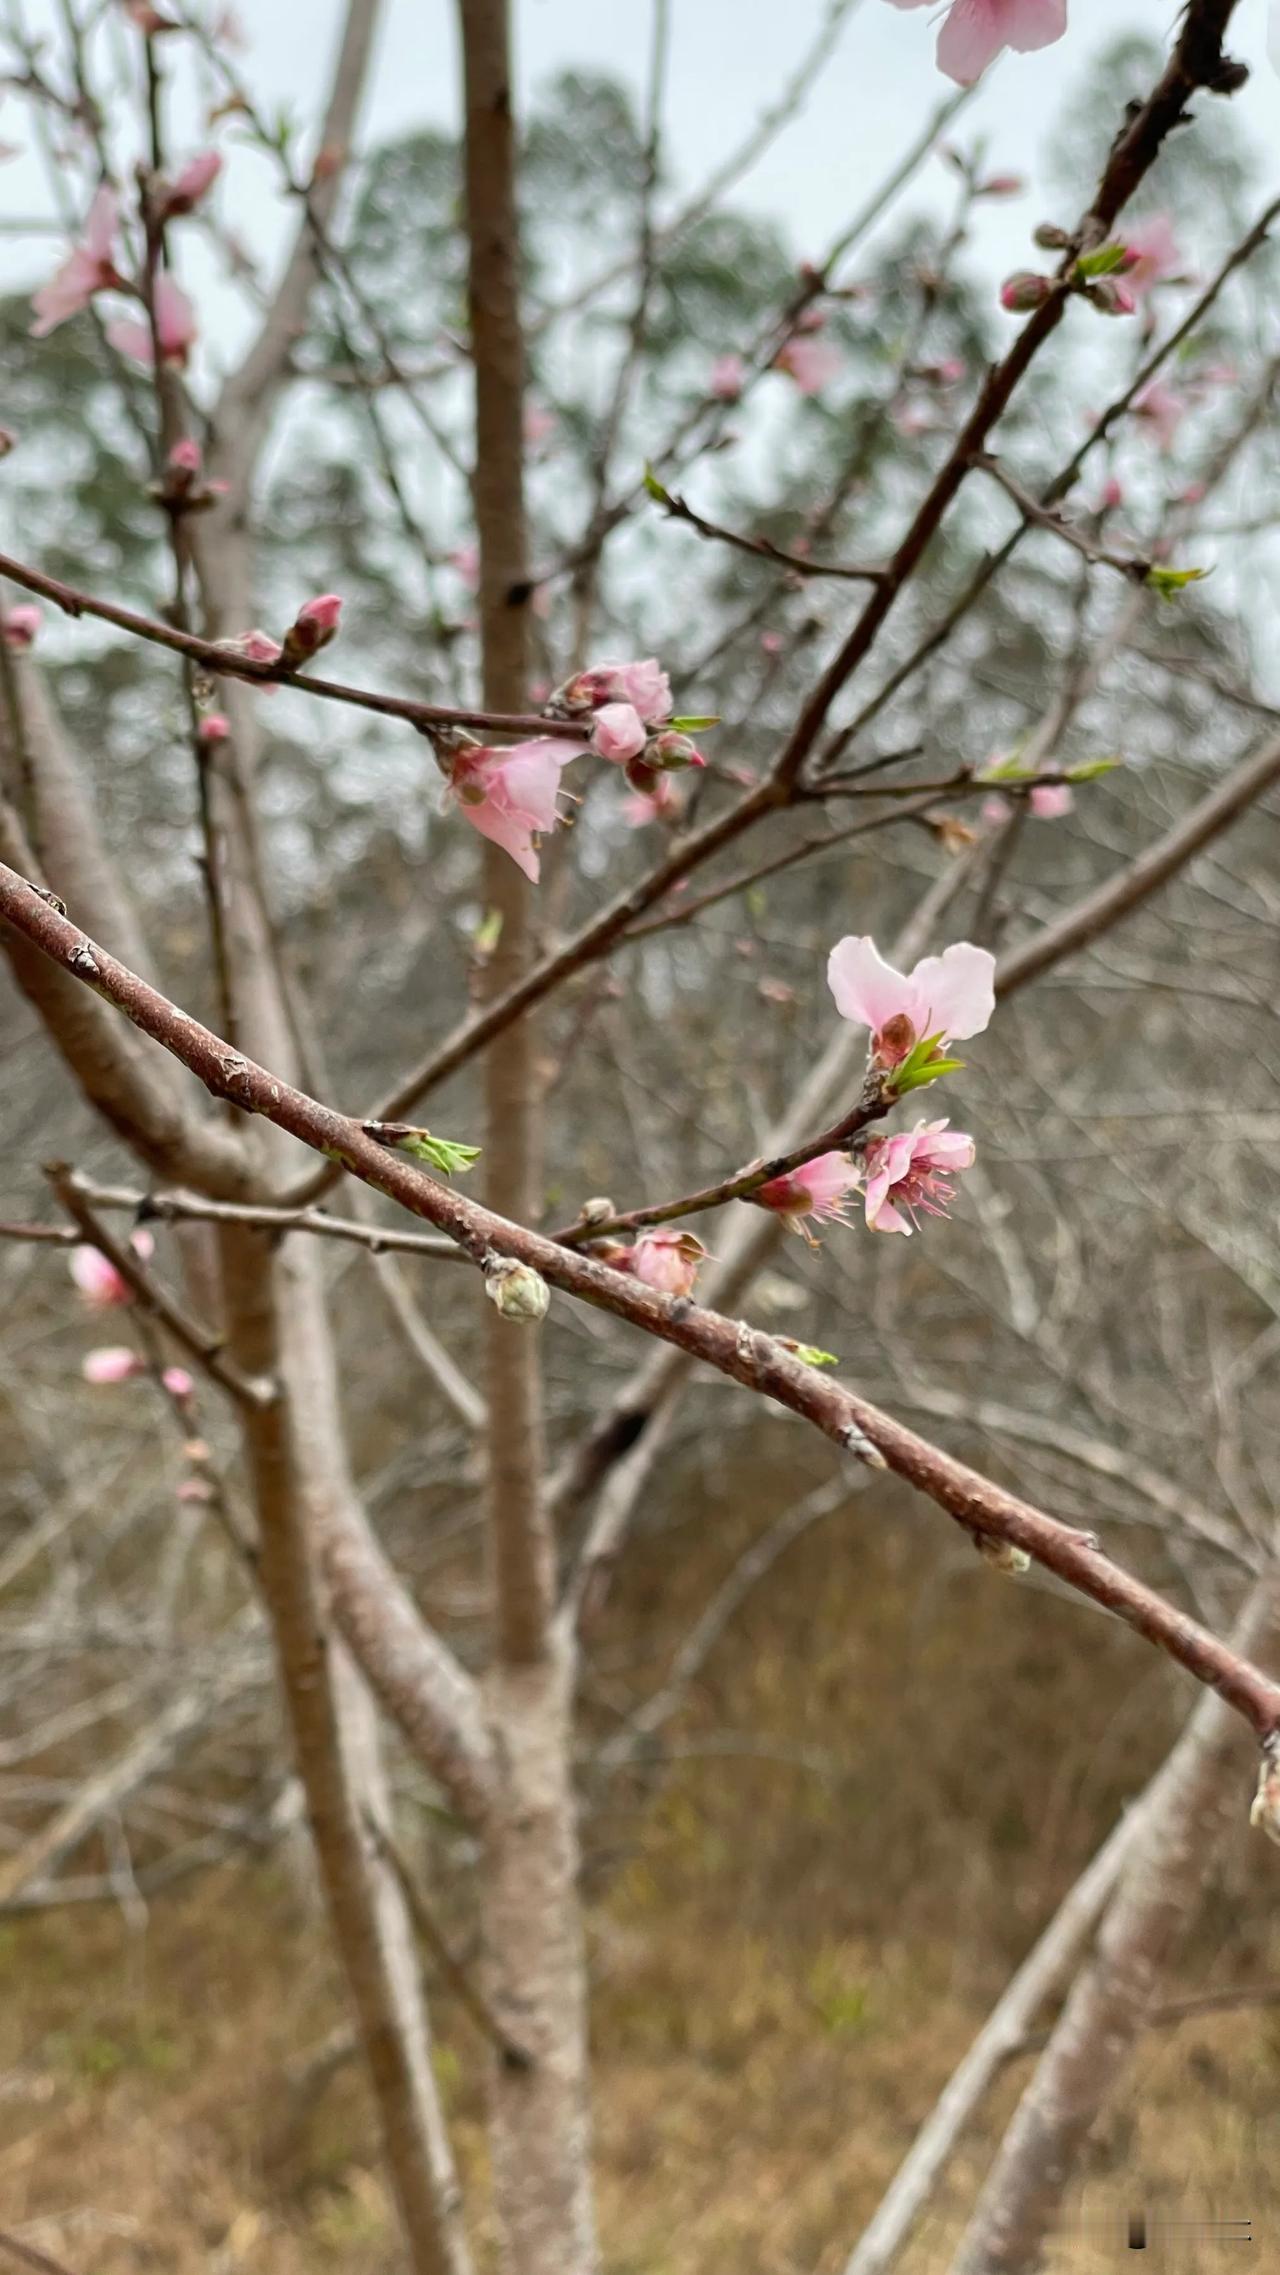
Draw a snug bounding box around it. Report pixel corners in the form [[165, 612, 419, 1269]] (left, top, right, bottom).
[[367, 1123, 482, 1176], [1145, 564, 1211, 598], [642, 464, 670, 504], [669, 714, 720, 732], [888, 1031, 965, 1097], [1064, 756, 1121, 783], [1074, 242, 1129, 280], [790, 1343, 839, 1370], [473, 907, 503, 956]]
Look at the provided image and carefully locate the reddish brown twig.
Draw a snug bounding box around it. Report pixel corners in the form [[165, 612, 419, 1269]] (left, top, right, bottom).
[[3, 856, 1280, 1747]]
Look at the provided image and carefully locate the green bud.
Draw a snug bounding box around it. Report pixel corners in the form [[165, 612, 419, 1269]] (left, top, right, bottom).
[[484, 1259, 550, 1322]]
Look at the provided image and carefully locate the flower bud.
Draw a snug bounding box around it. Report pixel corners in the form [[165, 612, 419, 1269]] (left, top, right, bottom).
[[1085, 277, 1136, 317], [999, 271, 1053, 313], [1033, 222, 1072, 250], [198, 713, 231, 744], [282, 593, 343, 668], [975, 1534, 1031, 1576], [648, 731, 705, 772], [484, 1258, 550, 1322]]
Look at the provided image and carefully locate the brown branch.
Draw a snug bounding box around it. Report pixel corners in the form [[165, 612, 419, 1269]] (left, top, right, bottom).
[[772, 0, 1247, 789], [0, 546, 585, 743], [974, 453, 1152, 581], [4, 859, 1280, 1747], [365, 1814, 533, 2070], [650, 480, 885, 584], [44, 1162, 276, 1408]]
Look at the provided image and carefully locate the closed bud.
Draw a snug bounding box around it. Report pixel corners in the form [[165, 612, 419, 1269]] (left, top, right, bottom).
[[648, 730, 705, 773], [484, 1258, 550, 1322], [1032, 222, 1072, 250], [1085, 277, 1137, 317], [975, 1534, 1031, 1577], [999, 271, 1053, 313]]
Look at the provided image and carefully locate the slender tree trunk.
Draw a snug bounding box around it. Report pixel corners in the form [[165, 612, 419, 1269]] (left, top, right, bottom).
[[457, 3, 598, 2266], [948, 1574, 1280, 2275]]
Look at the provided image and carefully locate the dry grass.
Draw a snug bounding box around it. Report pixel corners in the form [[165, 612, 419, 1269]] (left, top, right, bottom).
[[3, 1476, 1278, 2273]]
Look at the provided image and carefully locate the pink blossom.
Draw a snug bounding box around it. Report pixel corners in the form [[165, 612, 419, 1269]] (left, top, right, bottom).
[[709, 353, 746, 402], [162, 151, 222, 217], [1029, 781, 1073, 820], [105, 274, 197, 366], [623, 774, 681, 827], [756, 1152, 861, 1232], [30, 186, 122, 336], [827, 936, 995, 1063], [1117, 213, 1182, 298], [83, 1345, 144, 1384], [449, 736, 580, 882], [647, 730, 705, 772], [283, 592, 343, 666], [1133, 379, 1185, 451], [69, 1227, 154, 1309], [2, 605, 41, 650], [981, 793, 1012, 827], [168, 437, 202, 475], [570, 657, 672, 724], [624, 1228, 708, 1297], [591, 702, 647, 763], [198, 713, 230, 743], [775, 336, 841, 395], [1100, 476, 1124, 510], [216, 629, 283, 677], [883, 0, 1067, 86], [163, 1366, 195, 1399], [860, 1119, 975, 1235], [999, 270, 1052, 313]]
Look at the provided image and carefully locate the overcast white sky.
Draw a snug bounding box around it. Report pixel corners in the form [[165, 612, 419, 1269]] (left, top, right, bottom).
[[4, 0, 1280, 326]]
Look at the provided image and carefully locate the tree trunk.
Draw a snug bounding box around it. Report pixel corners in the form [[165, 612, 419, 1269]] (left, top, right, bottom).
[[457, 2, 598, 2266]]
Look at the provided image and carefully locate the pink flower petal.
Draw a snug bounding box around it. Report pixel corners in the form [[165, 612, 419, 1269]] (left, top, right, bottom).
[[907, 942, 996, 1043], [827, 936, 916, 1033]]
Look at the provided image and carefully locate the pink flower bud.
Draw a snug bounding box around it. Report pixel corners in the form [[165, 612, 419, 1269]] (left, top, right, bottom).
[[168, 437, 202, 475], [1086, 277, 1136, 317], [1029, 782, 1073, 821], [1100, 477, 1124, 510], [282, 593, 343, 667], [105, 274, 198, 367], [162, 1366, 195, 1399], [591, 702, 647, 763], [83, 1345, 143, 1384], [2, 604, 41, 650], [161, 151, 222, 218], [648, 731, 705, 772], [198, 713, 231, 744], [177, 1478, 215, 1503], [709, 353, 746, 402], [999, 271, 1053, 313], [978, 173, 1024, 198]]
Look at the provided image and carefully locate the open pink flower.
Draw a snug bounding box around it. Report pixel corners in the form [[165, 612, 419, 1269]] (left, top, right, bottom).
[[591, 702, 647, 763], [161, 151, 221, 218], [1118, 213, 1183, 297], [624, 1228, 708, 1297], [709, 353, 746, 402], [83, 1345, 144, 1384], [105, 273, 197, 366], [756, 1152, 861, 1234], [883, 0, 1067, 85], [30, 186, 122, 335], [859, 1119, 975, 1235], [775, 335, 841, 395], [1030, 781, 1073, 820], [2, 605, 41, 650], [449, 736, 580, 882], [827, 936, 995, 1064]]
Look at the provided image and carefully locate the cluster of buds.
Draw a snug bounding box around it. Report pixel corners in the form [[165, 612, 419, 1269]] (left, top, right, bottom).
[[546, 657, 712, 799]]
